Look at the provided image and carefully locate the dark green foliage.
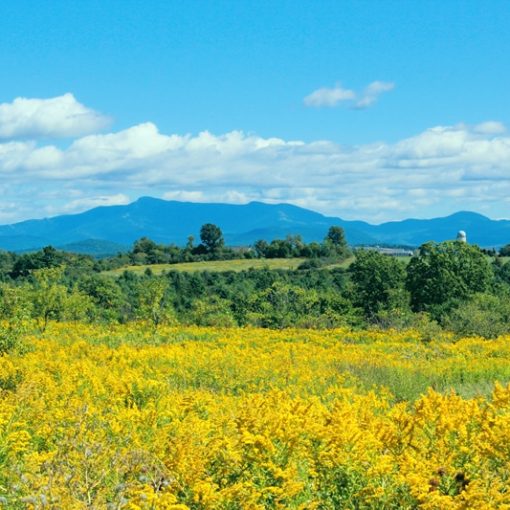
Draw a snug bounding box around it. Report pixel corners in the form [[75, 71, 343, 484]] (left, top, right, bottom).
[[10, 246, 66, 278], [156, 267, 355, 329], [298, 259, 324, 270], [324, 226, 350, 258], [406, 241, 493, 318], [325, 226, 346, 247], [129, 237, 193, 265], [77, 275, 126, 322], [254, 239, 269, 258], [52, 225, 353, 272], [349, 249, 407, 320], [0, 284, 31, 354], [496, 260, 510, 286], [252, 231, 349, 261], [264, 238, 294, 258], [442, 292, 510, 339], [0, 251, 16, 282], [199, 223, 224, 253], [132, 237, 160, 264], [5, 246, 96, 280], [499, 243, 510, 256], [1, 234, 509, 337]]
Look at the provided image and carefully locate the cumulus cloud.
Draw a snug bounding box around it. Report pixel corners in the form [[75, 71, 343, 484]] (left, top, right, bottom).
[[0, 93, 111, 139], [1, 120, 510, 223], [303, 84, 356, 107], [304, 81, 394, 109], [354, 81, 395, 109]]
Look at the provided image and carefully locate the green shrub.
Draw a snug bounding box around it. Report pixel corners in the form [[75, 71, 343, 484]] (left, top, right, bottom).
[[443, 293, 510, 339]]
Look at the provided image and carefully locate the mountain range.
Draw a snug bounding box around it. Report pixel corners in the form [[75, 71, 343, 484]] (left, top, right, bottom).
[[0, 197, 509, 255]]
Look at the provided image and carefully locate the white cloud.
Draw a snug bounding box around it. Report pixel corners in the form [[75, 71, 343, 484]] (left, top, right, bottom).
[[163, 190, 251, 204], [354, 81, 395, 109], [0, 201, 19, 223], [0, 141, 36, 172], [303, 84, 356, 107], [0, 93, 111, 139], [1, 119, 510, 223], [304, 81, 394, 109], [473, 121, 506, 135], [60, 194, 131, 213]]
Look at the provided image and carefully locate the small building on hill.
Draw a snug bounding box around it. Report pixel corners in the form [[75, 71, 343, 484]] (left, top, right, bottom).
[[456, 230, 467, 243]]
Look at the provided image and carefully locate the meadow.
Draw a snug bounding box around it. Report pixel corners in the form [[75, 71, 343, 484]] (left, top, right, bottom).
[[2, 322, 510, 508], [104, 258, 308, 276], [103, 257, 355, 276]]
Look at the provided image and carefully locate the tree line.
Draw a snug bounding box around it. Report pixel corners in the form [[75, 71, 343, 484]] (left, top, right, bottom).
[[2, 233, 510, 354], [110, 224, 350, 268], [0, 223, 350, 279]]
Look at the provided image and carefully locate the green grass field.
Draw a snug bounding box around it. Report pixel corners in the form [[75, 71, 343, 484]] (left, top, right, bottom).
[[102, 251, 505, 278], [104, 256, 355, 276]]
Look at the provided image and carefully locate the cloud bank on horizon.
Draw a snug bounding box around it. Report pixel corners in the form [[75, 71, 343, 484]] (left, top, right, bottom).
[[0, 93, 509, 225]]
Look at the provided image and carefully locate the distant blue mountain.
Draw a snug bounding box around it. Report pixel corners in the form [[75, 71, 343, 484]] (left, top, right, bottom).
[[0, 197, 508, 254], [358, 211, 510, 247], [56, 239, 129, 257]]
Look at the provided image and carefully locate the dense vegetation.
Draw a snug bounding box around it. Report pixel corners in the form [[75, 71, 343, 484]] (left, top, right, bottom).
[[3, 225, 510, 508], [2, 323, 510, 508], [85, 224, 351, 270], [2, 226, 510, 354]]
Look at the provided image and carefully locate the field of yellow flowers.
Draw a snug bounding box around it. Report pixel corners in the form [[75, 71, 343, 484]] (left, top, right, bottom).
[[2, 323, 510, 509]]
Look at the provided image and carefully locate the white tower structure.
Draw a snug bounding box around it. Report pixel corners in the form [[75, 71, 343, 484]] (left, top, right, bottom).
[[456, 230, 467, 243]]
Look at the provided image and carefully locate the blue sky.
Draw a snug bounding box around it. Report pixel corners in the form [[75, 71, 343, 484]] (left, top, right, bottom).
[[1, 0, 510, 223]]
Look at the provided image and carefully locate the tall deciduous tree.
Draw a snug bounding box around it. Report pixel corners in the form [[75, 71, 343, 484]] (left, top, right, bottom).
[[199, 224, 224, 253], [406, 241, 493, 317], [31, 267, 92, 332], [326, 226, 346, 247], [324, 226, 350, 258], [349, 249, 406, 319], [135, 277, 175, 331]]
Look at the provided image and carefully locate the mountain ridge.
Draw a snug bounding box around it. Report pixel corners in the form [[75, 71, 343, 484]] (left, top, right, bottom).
[[0, 197, 509, 254]]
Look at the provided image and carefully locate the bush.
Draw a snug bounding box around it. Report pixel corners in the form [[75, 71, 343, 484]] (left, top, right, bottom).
[[374, 309, 444, 342], [500, 243, 510, 257], [298, 258, 324, 270], [443, 293, 510, 339], [0, 284, 31, 355]]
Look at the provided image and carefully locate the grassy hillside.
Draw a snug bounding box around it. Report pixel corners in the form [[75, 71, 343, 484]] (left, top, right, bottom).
[[104, 256, 355, 275], [2, 322, 510, 508]]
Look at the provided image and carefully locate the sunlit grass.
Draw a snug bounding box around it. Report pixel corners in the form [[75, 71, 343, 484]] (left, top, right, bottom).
[[104, 256, 355, 275]]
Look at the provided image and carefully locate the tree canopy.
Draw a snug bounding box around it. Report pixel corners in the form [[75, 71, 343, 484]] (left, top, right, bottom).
[[349, 249, 406, 319], [199, 223, 224, 253], [406, 241, 492, 317]]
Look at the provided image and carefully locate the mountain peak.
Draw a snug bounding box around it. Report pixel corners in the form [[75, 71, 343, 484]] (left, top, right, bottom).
[[0, 198, 509, 253], [135, 196, 164, 204], [446, 211, 490, 220]]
